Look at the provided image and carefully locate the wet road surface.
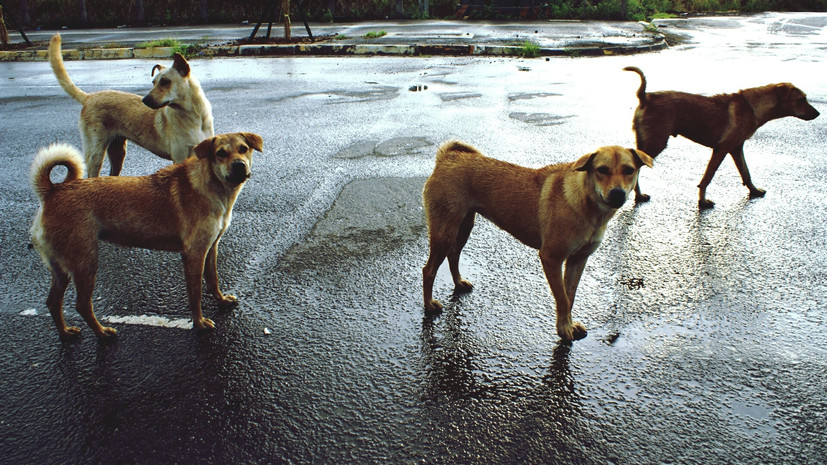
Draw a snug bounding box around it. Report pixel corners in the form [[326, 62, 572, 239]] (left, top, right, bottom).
[[1, 12, 826, 464]]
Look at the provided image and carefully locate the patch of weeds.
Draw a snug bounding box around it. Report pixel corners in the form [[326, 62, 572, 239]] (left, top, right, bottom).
[[564, 48, 582, 58], [334, 33, 348, 40], [520, 40, 540, 58], [136, 38, 181, 49], [173, 43, 204, 58], [363, 30, 387, 39]]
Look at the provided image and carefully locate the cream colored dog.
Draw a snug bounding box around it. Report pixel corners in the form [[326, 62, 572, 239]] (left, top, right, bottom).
[[30, 133, 262, 341], [49, 33, 214, 177], [423, 141, 653, 341]]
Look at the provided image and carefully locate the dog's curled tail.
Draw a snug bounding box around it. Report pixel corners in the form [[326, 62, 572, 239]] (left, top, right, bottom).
[[31, 143, 86, 201], [623, 66, 647, 108], [49, 34, 87, 104]]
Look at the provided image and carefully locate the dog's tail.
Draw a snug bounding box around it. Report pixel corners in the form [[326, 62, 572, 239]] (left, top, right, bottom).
[[623, 66, 647, 108], [31, 143, 86, 201], [49, 34, 87, 104]]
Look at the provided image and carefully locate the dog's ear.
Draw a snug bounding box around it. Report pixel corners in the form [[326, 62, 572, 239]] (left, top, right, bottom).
[[572, 152, 597, 172], [241, 133, 264, 153], [151, 64, 164, 77], [172, 53, 191, 77], [194, 137, 214, 159], [630, 149, 654, 168]]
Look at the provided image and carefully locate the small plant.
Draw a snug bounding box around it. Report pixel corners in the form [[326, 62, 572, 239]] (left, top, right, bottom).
[[173, 43, 203, 58], [136, 38, 181, 49], [334, 34, 348, 40], [520, 40, 540, 58], [363, 30, 387, 39], [643, 22, 659, 34]]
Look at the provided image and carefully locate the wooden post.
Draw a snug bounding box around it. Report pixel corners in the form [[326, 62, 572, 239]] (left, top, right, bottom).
[[282, 0, 291, 41], [0, 5, 9, 46]]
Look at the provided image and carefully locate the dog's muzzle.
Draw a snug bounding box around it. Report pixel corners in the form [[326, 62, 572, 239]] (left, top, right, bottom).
[[141, 95, 167, 109], [226, 161, 250, 184], [801, 107, 820, 121], [607, 188, 627, 208]]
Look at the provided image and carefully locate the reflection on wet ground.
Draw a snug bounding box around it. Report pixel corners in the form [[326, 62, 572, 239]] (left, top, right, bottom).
[[509, 112, 573, 126], [334, 137, 433, 159]]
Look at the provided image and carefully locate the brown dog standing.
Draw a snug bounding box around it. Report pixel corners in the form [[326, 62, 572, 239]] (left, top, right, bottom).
[[30, 133, 262, 341], [422, 141, 653, 341], [49, 33, 214, 177], [624, 66, 819, 208]]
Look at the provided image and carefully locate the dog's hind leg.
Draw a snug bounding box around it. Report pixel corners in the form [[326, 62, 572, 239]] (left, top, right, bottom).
[[81, 130, 109, 177], [106, 137, 127, 176], [422, 222, 457, 313], [633, 127, 668, 203], [45, 263, 80, 341], [730, 143, 766, 199], [447, 212, 475, 293], [72, 259, 118, 340], [697, 148, 729, 209]]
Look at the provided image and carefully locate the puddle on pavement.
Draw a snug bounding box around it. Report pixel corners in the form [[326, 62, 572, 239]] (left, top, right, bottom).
[[438, 91, 482, 102], [509, 112, 573, 126], [507, 92, 562, 102], [334, 137, 433, 159], [281, 85, 399, 105], [277, 177, 427, 270]]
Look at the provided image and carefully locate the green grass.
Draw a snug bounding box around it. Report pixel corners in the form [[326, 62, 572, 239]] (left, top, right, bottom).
[[135, 38, 181, 48], [520, 40, 540, 58], [334, 34, 348, 40], [135, 38, 202, 58], [363, 30, 387, 39]]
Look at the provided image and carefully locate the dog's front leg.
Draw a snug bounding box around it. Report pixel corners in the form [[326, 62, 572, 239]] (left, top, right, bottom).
[[182, 250, 214, 330], [697, 148, 729, 209], [730, 144, 766, 199], [540, 252, 587, 341], [204, 238, 238, 308]]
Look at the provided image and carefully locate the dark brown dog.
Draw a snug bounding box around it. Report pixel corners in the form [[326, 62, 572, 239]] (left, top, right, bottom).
[[422, 141, 653, 341], [30, 133, 262, 341], [624, 66, 819, 208]]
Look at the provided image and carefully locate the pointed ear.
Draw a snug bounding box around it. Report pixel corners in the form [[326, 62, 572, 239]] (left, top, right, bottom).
[[572, 152, 596, 172], [194, 137, 214, 159], [151, 64, 164, 77], [241, 133, 263, 152], [631, 148, 654, 168], [172, 53, 190, 77]]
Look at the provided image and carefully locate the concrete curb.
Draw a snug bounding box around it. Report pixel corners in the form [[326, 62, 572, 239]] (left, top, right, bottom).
[[0, 38, 666, 61]]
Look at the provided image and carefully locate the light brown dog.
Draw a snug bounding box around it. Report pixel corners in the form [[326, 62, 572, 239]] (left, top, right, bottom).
[[422, 141, 653, 341], [49, 33, 214, 177], [624, 66, 819, 208], [30, 132, 262, 341]]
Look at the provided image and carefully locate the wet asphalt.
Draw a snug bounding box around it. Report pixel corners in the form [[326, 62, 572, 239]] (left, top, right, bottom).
[[1, 12, 826, 465]]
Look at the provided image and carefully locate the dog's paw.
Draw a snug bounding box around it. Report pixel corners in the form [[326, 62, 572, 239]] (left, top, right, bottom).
[[635, 193, 651, 203], [454, 279, 474, 293], [557, 321, 587, 341], [193, 317, 215, 330], [59, 326, 82, 342], [698, 199, 715, 209], [96, 326, 118, 340], [425, 299, 444, 314], [216, 294, 239, 309], [749, 188, 766, 199]]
